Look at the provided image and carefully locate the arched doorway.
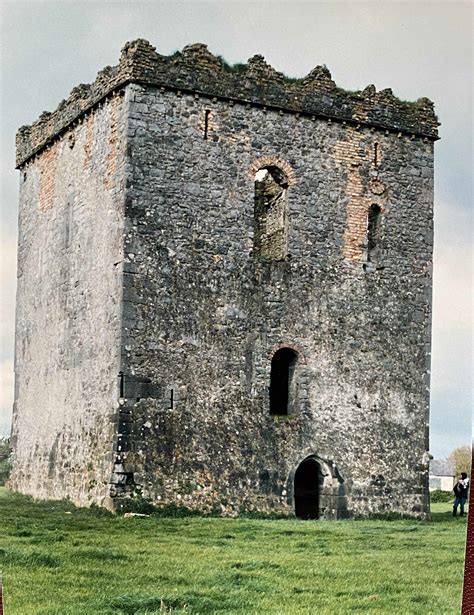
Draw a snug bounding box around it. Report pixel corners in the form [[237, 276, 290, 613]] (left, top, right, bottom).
[[294, 458, 322, 519]]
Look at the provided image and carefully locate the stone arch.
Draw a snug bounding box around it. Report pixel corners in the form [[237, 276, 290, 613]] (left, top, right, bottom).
[[248, 156, 297, 185], [288, 455, 349, 520], [269, 342, 306, 363]]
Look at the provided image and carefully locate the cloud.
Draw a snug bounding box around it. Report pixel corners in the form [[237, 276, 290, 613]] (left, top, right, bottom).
[[429, 194, 473, 458], [0, 236, 16, 357], [0, 358, 13, 436], [432, 198, 473, 352], [0, 233, 16, 436]]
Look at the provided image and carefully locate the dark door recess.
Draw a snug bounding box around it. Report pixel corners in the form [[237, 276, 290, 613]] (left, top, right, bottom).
[[294, 458, 322, 519]]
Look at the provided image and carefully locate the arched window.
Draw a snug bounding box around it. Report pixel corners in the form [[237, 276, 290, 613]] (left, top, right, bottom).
[[367, 204, 381, 262], [269, 347, 298, 415], [254, 166, 289, 260]]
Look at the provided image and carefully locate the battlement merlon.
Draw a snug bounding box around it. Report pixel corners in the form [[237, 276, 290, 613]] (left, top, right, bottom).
[[15, 38, 440, 168]]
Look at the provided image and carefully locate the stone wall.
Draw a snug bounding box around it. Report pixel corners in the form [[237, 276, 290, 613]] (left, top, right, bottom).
[[16, 40, 438, 169], [116, 83, 434, 517], [9, 93, 128, 505], [12, 40, 436, 517]]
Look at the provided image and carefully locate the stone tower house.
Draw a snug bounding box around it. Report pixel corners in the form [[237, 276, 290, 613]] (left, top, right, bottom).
[[10, 40, 438, 518]]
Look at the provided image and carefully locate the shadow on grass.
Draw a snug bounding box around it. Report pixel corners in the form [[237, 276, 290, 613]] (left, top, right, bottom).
[[1, 487, 469, 526], [431, 510, 469, 523], [0, 547, 60, 568], [105, 589, 255, 614]]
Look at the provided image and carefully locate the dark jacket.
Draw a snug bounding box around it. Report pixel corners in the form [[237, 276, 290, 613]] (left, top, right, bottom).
[[454, 480, 469, 498]]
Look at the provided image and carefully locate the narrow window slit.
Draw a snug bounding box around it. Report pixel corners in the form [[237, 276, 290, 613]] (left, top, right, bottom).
[[204, 110, 211, 140], [367, 204, 381, 262]]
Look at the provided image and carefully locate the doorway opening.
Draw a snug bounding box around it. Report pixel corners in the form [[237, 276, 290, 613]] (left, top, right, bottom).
[[294, 457, 322, 519]]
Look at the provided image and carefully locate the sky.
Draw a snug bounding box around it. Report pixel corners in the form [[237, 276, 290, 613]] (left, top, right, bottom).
[[0, 1, 472, 459]]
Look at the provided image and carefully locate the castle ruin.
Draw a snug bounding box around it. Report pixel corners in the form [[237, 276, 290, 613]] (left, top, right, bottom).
[[9, 40, 438, 518]]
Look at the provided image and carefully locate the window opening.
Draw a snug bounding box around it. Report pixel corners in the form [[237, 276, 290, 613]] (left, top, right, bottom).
[[367, 204, 381, 262], [65, 201, 73, 249], [254, 166, 289, 260], [269, 347, 298, 415], [118, 372, 124, 398], [204, 110, 211, 140]]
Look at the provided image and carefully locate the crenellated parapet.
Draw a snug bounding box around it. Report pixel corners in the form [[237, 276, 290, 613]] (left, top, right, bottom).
[[16, 38, 439, 167]]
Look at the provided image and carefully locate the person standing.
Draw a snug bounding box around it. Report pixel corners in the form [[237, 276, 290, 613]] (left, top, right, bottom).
[[453, 472, 470, 517]]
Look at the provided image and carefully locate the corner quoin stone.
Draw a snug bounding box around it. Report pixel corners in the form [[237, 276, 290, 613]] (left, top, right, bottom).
[[9, 39, 438, 519]]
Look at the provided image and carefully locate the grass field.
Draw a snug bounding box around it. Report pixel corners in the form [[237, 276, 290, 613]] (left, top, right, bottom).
[[0, 488, 467, 614]]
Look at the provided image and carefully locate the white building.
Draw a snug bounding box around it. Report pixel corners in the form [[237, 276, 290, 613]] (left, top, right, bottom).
[[429, 460, 455, 491]]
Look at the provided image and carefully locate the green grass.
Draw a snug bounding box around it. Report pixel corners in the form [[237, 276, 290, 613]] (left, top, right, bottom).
[[0, 488, 467, 614]]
